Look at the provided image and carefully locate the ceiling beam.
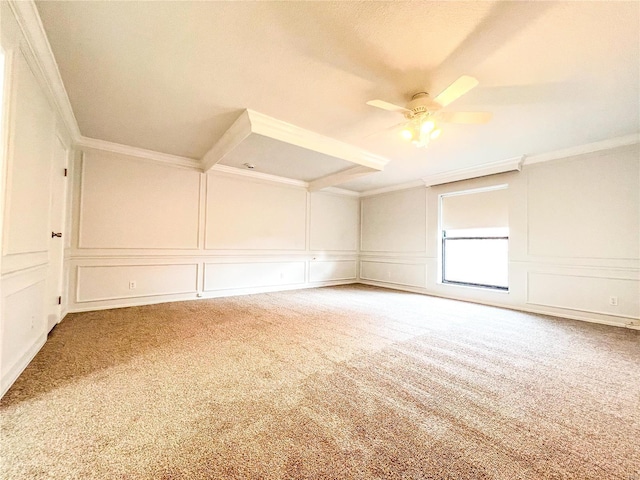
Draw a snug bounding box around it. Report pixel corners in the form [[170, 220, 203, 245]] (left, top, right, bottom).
[[201, 109, 389, 177], [245, 110, 388, 171], [201, 111, 252, 171], [308, 165, 376, 192]]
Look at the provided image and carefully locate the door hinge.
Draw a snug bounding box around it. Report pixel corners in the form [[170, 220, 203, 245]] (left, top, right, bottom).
[[64, 168, 68, 177], [57, 296, 62, 305]]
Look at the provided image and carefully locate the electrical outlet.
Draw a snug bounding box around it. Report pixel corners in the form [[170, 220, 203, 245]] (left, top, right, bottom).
[[609, 296, 618, 306], [129, 281, 136, 290]]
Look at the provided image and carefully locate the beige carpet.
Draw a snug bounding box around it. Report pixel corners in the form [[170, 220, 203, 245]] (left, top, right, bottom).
[[1, 285, 639, 479]]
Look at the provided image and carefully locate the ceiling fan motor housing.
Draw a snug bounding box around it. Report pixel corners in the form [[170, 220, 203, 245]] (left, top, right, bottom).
[[405, 93, 442, 120]]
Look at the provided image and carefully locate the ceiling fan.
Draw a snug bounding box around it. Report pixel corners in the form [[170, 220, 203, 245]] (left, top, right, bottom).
[[366, 76, 492, 148]]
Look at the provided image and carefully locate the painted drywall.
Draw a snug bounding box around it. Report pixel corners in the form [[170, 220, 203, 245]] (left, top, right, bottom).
[[79, 152, 201, 249], [1, 3, 72, 396], [360, 187, 427, 253], [310, 192, 359, 252], [67, 149, 359, 312], [526, 151, 639, 259], [359, 144, 640, 328], [205, 174, 306, 251]]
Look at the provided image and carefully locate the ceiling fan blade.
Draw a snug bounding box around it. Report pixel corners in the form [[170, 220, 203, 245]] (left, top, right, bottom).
[[434, 75, 479, 107], [366, 99, 410, 113], [439, 111, 492, 124]]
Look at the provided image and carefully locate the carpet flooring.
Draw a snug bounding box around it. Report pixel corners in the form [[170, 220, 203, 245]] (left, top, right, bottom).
[[1, 285, 639, 479]]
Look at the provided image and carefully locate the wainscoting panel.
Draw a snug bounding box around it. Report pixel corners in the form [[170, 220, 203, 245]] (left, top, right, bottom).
[[1, 271, 47, 395], [309, 260, 357, 283], [360, 260, 427, 288], [204, 261, 306, 291], [76, 264, 199, 302], [527, 271, 639, 319], [1, 48, 55, 258]]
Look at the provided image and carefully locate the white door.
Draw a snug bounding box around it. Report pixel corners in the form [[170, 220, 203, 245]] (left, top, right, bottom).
[[46, 136, 68, 332]]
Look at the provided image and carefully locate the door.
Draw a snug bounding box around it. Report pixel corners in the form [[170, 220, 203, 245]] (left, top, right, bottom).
[[46, 135, 68, 332]]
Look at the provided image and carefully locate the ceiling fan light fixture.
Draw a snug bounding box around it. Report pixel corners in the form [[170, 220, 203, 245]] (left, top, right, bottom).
[[366, 75, 489, 149], [401, 116, 440, 148], [420, 119, 435, 134], [400, 128, 413, 140]]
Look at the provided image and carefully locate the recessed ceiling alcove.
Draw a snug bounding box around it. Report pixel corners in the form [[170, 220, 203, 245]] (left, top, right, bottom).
[[201, 110, 389, 191]]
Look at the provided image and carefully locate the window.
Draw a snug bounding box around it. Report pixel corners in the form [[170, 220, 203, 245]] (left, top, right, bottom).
[[440, 186, 509, 291], [442, 227, 508, 290]]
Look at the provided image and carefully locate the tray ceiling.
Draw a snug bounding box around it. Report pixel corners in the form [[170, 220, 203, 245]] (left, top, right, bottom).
[[35, 1, 640, 192]]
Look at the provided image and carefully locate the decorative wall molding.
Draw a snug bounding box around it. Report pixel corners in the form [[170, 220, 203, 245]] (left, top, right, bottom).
[[0, 332, 47, 398], [1, 252, 48, 276], [360, 260, 427, 288], [422, 155, 526, 187], [512, 258, 639, 272], [203, 260, 306, 291], [7, 0, 80, 142], [76, 137, 369, 195], [75, 263, 199, 303], [358, 280, 639, 330], [67, 279, 358, 314], [523, 133, 640, 166], [526, 271, 639, 319], [309, 260, 357, 282], [76, 136, 202, 171]]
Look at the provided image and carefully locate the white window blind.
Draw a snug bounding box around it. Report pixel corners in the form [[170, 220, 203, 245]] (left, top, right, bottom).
[[441, 187, 508, 230]]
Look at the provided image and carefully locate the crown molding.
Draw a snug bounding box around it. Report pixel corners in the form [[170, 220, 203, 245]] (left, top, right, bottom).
[[422, 155, 526, 187], [210, 166, 363, 195], [523, 133, 640, 166], [209, 164, 308, 188], [321, 187, 361, 197], [8, 0, 81, 142], [76, 136, 202, 170], [359, 180, 426, 198]]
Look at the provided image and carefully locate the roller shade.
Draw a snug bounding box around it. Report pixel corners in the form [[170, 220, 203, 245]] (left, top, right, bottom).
[[441, 187, 508, 230]]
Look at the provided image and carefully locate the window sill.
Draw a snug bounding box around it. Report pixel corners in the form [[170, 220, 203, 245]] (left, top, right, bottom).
[[439, 281, 510, 294]]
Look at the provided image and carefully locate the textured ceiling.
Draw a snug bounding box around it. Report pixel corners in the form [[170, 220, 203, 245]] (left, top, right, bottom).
[[36, 1, 640, 192]]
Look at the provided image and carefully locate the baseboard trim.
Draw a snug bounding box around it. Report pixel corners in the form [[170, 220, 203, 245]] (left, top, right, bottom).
[[357, 280, 639, 330], [67, 279, 358, 313], [1, 333, 47, 398]]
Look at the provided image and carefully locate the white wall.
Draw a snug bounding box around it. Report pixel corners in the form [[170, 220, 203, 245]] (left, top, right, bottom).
[[359, 144, 640, 328], [67, 149, 360, 312], [1, 3, 72, 396]]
